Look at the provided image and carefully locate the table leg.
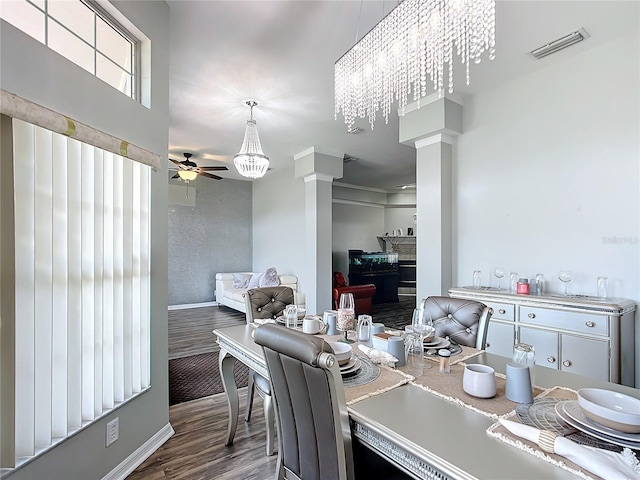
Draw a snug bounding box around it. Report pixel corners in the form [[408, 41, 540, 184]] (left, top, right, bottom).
[[219, 347, 238, 446]]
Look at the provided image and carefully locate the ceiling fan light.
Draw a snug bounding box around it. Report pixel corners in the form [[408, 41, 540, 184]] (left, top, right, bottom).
[[178, 170, 198, 181], [234, 101, 269, 179]]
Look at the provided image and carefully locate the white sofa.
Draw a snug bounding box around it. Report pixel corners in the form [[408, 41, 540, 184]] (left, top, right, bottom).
[[215, 272, 298, 314]]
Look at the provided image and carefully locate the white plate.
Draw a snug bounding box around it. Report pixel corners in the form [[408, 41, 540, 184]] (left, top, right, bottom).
[[562, 401, 640, 442], [423, 336, 451, 349], [276, 316, 303, 327], [339, 357, 357, 371], [555, 401, 640, 449], [340, 357, 362, 375]]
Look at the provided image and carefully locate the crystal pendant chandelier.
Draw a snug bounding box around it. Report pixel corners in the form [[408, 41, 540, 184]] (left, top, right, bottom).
[[234, 100, 269, 179], [335, 0, 496, 129]]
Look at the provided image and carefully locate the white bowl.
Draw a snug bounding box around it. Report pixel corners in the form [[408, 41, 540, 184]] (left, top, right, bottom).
[[328, 341, 352, 365], [577, 388, 640, 433]]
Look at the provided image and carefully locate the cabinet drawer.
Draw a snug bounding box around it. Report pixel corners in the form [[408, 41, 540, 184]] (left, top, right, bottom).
[[520, 307, 608, 336], [484, 301, 515, 322]]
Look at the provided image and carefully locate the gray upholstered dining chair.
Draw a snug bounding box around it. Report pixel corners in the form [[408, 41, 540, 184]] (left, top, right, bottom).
[[243, 286, 295, 456], [420, 296, 493, 349], [254, 324, 411, 480]]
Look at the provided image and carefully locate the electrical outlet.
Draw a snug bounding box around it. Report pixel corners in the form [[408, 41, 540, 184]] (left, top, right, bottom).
[[106, 418, 119, 447]]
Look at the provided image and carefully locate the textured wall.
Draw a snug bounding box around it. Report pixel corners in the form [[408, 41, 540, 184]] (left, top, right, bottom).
[[168, 176, 252, 305]]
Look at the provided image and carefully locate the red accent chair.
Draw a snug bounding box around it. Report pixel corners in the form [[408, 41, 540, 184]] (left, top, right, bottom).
[[333, 272, 376, 315]]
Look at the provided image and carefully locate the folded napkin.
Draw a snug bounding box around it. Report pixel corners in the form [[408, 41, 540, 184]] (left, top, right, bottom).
[[358, 344, 398, 367], [499, 419, 640, 480], [252, 318, 276, 326]]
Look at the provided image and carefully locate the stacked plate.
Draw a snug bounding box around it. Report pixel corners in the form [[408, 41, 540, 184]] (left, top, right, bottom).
[[339, 357, 362, 377], [275, 316, 304, 327], [555, 401, 640, 449], [423, 336, 451, 349]]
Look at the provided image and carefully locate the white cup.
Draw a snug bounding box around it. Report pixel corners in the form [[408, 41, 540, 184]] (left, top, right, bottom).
[[462, 364, 496, 398], [302, 316, 325, 335]]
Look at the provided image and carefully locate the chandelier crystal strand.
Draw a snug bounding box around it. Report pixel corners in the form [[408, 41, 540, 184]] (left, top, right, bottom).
[[233, 100, 269, 179], [335, 0, 496, 129]]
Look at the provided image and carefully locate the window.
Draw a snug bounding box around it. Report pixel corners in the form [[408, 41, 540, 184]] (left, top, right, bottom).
[[0, 0, 138, 99], [4, 118, 151, 468]]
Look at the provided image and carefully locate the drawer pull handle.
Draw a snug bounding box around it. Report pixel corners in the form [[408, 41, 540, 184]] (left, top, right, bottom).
[[498, 309, 506, 315], [528, 313, 536, 319], [563, 360, 572, 367], [547, 356, 556, 364], [586, 321, 595, 328]]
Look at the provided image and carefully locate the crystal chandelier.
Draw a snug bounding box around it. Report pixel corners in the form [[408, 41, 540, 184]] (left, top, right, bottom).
[[234, 100, 269, 179], [335, 0, 496, 129]]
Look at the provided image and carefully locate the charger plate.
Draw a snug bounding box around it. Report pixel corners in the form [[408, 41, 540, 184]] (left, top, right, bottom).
[[556, 401, 640, 449]]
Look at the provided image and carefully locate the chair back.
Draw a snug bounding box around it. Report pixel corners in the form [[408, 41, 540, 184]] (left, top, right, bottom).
[[254, 324, 354, 480], [420, 296, 493, 349], [244, 286, 295, 324]]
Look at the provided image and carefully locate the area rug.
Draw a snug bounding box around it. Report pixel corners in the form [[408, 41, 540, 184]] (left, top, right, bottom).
[[169, 351, 249, 406]]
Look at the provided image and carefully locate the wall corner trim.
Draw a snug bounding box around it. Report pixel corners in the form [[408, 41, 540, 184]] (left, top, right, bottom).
[[415, 134, 454, 148], [101, 423, 175, 480]]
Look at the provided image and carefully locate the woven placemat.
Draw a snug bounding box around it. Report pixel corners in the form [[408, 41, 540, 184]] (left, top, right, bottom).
[[345, 354, 413, 406], [486, 387, 601, 480], [400, 362, 546, 419]]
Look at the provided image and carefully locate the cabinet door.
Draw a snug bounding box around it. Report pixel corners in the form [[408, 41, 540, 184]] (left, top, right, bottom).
[[485, 321, 515, 358], [561, 335, 610, 382], [519, 327, 559, 371]]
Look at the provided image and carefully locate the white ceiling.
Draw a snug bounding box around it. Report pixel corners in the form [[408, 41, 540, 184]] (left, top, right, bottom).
[[167, 0, 638, 190]]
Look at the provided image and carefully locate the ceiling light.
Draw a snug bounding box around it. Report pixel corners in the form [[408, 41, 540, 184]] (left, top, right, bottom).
[[335, 0, 496, 130], [178, 170, 198, 181], [233, 100, 269, 179], [396, 184, 416, 190], [529, 28, 589, 59], [346, 126, 364, 134]]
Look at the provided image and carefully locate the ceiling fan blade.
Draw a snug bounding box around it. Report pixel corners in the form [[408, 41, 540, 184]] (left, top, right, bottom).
[[199, 171, 223, 180], [197, 166, 228, 172], [169, 158, 184, 166], [171, 173, 180, 179]]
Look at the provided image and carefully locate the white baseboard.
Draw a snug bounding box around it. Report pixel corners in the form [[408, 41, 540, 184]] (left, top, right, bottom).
[[168, 301, 218, 311], [102, 423, 175, 480]]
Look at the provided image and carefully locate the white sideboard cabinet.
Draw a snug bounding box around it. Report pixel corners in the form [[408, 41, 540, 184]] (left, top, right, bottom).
[[449, 287, 637, 387]]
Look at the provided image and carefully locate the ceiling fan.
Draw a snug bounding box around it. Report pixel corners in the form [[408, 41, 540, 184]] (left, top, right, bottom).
[[169, 152, 228, 182]]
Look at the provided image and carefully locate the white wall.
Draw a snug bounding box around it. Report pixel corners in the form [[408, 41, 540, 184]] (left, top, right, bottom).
[[455, 31, 639, 299], [453, 31, 639, 381], [252, 162, 307, 291], [0, 1, 170, 477]]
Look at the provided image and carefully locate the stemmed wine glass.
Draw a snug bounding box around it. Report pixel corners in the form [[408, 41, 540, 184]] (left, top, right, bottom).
[[559, 270, 573, 296], [493, 267, 505, 289], [411, 308, 433, 372], [337, 293, 355, 343]]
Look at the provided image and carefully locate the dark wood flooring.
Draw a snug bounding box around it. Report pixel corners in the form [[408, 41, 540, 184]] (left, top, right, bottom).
[[128, 297, 416, 479]]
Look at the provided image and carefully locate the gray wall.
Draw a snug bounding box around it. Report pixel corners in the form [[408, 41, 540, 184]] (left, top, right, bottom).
[[168, 177, 252, 305], [0, 1, 170, 478]]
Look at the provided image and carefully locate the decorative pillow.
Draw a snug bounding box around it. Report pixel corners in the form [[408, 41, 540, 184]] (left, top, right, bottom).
[[260, 267, 280, 287], [233, 273, 252, 289], [247, 272, 264, 289]]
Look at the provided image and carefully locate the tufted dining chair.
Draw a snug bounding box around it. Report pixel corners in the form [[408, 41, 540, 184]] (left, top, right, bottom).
[[254, 324, 411, 480], [420, 296, 493, 349], [243, 286, 295, 456]]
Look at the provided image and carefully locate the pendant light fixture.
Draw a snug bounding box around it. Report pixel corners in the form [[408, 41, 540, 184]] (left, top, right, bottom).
[[233, 100, 269, 179]]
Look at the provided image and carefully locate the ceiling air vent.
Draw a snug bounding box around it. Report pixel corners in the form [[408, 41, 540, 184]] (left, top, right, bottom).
[[529, 27, 590, 59]]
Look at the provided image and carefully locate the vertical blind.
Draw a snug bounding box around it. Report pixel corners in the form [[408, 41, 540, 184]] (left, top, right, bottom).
[[12, 118, 151, 463]]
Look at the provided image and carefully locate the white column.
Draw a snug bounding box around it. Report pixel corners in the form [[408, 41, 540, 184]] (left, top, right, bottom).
[[294, 148, 343, 315], [415, 135, 453, 298], [399, 94, 463, 300]]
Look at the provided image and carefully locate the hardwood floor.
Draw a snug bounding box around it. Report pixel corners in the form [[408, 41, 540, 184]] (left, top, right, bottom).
[[127, 391, 277, 480], [130, 297, 416, 479], [168, 305, 245, 359]]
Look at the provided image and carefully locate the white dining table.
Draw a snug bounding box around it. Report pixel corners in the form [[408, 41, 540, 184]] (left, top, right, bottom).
[[214, 324, 638, 479]]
